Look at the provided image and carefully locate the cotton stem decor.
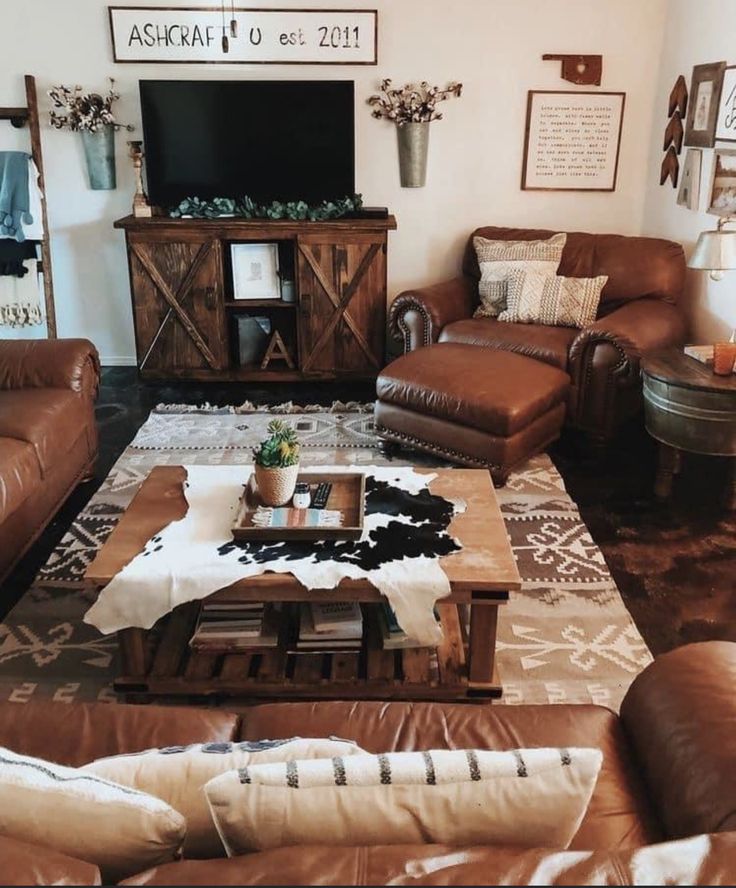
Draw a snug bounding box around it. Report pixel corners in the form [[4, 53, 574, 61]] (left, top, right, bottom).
[[368, 79, 463, 187], [48, 79, 133, 190]]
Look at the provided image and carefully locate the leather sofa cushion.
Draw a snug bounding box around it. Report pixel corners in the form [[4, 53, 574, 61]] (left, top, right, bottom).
[[0, 436, 41, 523], [0, 388, 92, 476], [121, 834, 736, 886], [439, 318, 575, 370], [0, 834, 101, 887], [377, 344, 570, 436], [463, 227, 686, 308], [0, 701, 240, 768], [238, 700, 661, 851]]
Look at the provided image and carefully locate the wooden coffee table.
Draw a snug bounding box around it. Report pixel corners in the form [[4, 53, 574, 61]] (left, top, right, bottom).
[[84, 466, 520, 703]]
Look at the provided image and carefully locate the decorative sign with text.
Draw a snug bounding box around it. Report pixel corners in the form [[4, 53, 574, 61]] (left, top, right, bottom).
[[109, 7, 378, 65], [522, 91, 626, 191]]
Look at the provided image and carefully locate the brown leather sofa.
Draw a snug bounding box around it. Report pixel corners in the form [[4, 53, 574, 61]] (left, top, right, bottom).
[[0, 338, 100, 585], [2, 641, 736, 885], [389, 227, 688, 446]]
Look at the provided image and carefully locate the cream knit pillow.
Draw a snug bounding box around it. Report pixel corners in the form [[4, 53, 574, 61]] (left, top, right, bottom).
[[83, 736, 365, 859], [473, 232, 567, 318], [205, 747, 602, 855], [498, 270, 607, 328]]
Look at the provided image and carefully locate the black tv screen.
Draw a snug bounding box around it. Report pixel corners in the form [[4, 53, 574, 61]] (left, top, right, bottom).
[[139, 80, 355, 208]]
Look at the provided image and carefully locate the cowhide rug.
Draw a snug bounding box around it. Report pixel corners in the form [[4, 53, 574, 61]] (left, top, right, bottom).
[[0, 406, 652, 709]]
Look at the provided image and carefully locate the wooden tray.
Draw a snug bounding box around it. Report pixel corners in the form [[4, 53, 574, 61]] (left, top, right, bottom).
[[232, 472, 365, 542]]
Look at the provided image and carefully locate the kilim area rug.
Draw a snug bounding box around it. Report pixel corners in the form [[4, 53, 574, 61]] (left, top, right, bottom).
[[0, 405, 652, 710]]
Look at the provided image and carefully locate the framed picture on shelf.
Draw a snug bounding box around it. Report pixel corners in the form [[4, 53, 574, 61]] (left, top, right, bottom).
[[521, 91, 625, 192], [677, 148, 702, 210], [707, 149, 736, 217], [684, 61, 726, 148], [231, 243, 281, 301], [715, 66, 736, 142]]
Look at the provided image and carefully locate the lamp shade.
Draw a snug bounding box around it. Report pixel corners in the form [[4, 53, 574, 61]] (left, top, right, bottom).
[[688, 229, 736, 271]]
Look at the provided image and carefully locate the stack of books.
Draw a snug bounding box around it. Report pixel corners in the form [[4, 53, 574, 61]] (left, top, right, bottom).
[[378, 602, 439, 650], [295, 602, 364, 653], [189, 600, 279, 652]]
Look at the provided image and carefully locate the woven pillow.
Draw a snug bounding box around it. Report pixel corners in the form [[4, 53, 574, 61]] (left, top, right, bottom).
[[498, 270, 607, 328], [0, 746, 185, 883], [83, 736, 364, 859], [473, 232, 567, 318], [204, 747, 602, 855]]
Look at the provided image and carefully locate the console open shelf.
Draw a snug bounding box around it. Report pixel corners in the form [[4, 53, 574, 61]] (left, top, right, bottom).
[[114, 214, 396, 381]]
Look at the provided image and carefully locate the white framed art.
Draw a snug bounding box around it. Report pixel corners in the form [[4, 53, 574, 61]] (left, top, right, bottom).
[[716, 65, 736, 142], [231, 243, 280, 301], [707, 149, 736, 217]]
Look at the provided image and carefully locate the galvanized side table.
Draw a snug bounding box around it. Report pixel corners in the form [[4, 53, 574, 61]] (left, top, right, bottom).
[[642, 350, 736, 509]]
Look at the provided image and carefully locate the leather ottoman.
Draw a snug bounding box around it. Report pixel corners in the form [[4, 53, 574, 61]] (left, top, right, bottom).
[[375, 343, 570, 483]]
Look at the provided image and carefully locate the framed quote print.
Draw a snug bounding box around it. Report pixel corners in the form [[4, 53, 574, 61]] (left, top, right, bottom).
[[522, 91, 626, 192], [716, 66, 736, 142]]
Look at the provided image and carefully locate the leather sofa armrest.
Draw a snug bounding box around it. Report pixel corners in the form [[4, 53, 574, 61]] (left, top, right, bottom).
[[0, 834, 101, 886], [620, 641, 736, 840], [389, 277, 477, 352], [569, 299, 687, 385], [0, 338, 101, 398]]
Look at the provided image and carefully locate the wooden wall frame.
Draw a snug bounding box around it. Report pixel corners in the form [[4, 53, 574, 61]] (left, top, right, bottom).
[[521, 90, 626, 193], [109, 6, 378, 65]]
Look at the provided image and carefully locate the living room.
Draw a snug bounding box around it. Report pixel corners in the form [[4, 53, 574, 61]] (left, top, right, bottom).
[[1, 0, 735, 885]]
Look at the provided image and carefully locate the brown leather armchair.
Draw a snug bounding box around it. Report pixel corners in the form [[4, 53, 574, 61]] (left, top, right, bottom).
[[0, 338, 100, 584], [389, 227, 688, 446]]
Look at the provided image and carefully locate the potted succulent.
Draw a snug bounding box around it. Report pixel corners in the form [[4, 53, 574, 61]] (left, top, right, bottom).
[[368, 79, 463, 187], [48, 79, 133, 190], [252, 420, 301, 506]]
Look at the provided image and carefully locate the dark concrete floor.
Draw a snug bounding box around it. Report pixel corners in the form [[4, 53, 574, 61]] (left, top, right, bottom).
[[3, 368, 735, 655]]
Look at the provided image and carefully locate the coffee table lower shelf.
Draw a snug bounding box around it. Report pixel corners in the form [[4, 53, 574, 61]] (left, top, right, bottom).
[[114, 601, 502, 703]]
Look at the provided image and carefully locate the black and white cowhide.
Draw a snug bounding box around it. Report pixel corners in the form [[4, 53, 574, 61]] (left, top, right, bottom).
[[84, 466, 464, 646]]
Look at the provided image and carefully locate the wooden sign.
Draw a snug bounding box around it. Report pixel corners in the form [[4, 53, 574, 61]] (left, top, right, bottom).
[[109, 6, 378, 65], [522, 91, 625, 192]]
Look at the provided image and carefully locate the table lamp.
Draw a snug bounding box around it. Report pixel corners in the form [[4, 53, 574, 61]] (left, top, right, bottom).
[[688, 215, 736, 372], [688, 215, 736, 281]]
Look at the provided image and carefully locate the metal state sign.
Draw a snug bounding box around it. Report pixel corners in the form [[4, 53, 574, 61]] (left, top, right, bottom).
[[109, 6, 378, 64]]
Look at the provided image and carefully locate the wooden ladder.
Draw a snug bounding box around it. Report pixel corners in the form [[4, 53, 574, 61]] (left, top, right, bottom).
[[0, 74, 57, 337]]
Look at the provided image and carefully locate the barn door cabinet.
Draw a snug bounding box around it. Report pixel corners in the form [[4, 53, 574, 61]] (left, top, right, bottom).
[[114, 215, 397, 381]]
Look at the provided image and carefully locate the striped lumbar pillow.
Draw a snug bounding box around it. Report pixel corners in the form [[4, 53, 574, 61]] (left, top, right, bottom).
[[498, 270, 607, 328], [83, 736, 364, 860], [473, 232, 567, 318], [204, 747, 602, 855], [0, 746, 185, 883]]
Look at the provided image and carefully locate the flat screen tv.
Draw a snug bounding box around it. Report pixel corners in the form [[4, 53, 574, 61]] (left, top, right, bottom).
[[139, 80, 355, 208]]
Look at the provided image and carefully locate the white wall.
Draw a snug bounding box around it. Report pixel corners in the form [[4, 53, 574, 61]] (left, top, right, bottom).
[[1, 0, 666, 363], [642, 0, 736, 342]]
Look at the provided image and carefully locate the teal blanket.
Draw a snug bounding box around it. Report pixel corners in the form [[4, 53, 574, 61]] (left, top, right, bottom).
[[0, 152, 33, 243]]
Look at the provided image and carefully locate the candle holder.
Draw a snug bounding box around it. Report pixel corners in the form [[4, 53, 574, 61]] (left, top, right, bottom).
[[128, 140, 152, 218]]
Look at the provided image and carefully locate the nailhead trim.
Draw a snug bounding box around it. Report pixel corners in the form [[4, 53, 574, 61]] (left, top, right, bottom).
[[375, 424, 502, 470]]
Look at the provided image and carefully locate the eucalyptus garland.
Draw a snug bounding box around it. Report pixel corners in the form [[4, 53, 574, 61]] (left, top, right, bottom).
[[169, 194, 363, 222]]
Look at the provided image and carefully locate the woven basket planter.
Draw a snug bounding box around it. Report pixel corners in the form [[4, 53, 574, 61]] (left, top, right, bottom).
[[254, 463, 300, 507]]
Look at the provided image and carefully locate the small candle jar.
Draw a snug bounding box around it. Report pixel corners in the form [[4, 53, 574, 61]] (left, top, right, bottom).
[[713, 341, 736, 376], [292, 482, 311, 509]]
